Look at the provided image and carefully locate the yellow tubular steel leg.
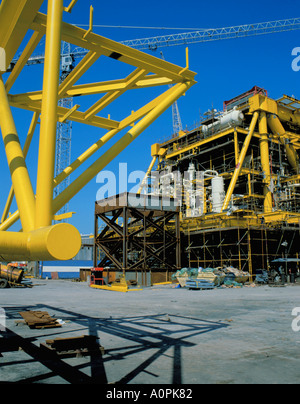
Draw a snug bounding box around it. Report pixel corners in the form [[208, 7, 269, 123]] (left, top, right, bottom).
[[267, 114, 299, 174], [0, 211, 19, 232], [222, 111, 259, 212], [0, 223, 82, 262], [35, 0, 63, 229], [53, 127, 120, 189], [1, 112, 39, 224], [259, 112, 273, 213], [137, 156, 157, 194], [0, 76, 36, 232]]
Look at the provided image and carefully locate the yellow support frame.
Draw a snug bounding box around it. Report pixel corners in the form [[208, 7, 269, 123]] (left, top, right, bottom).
[[0, 0, 196, 261], [221, 111, 259, 212]]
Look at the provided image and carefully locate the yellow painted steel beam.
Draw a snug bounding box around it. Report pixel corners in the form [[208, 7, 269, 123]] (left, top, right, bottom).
[[10, 74, 176, 104], [8, 96, 120, 130], [118, 90, 177, 129], [0, 211, 20, 232], [59, 104, 80, 123], [5, 31, 44, 92], [62, 74, 176, 95], [165, 127, 238, 159], [234, 130, 240, 165], [53, 211, 75, 222], [83, 5, 94, 40], [64, 0, 79, 14], [0, 0, 44, 70], [64, 75, 174, 97], [1, 112, 39, 224], [137, 156, 157, 194], [58, 51, 101, 98], [30, 12, 196, 83], [267, 114, 299, 174], [281, 174, 300, 183], [0, 76, 36, 232], [53, 127, 120, 190], [90, 284, 128, 293], [35, 0, 64, 229], [259, 112, 273, 213], [221, 111, 259, 212], [84, 68, 147, 120], [258, 211, 300, 224]]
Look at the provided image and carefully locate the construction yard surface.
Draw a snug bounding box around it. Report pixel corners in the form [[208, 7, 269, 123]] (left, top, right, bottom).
[[0, 279, 300, 385]]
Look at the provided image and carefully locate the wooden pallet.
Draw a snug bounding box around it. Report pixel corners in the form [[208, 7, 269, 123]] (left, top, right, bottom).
[[40, 335, 105, 358], [18, 311, 62, 329]]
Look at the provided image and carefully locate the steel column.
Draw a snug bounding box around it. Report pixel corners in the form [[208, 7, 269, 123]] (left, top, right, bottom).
[[259, 111, 273, 213], [267, 114, 299, 174], [35, 0, 63, 228], [122, 207, 128, 273], [222, 111, 259, 212], [0, 76, 36, 232]]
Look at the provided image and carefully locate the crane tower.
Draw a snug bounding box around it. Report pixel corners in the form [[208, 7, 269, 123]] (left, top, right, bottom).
[[54, 41, 75, 219]]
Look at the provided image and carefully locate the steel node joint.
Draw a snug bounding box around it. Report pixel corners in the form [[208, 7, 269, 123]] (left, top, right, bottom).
[[0, 223, 81, 262], [249, 94, 278, 115]]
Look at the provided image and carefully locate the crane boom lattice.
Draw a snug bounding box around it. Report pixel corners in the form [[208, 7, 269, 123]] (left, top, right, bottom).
[[121, 18, 300, 50]]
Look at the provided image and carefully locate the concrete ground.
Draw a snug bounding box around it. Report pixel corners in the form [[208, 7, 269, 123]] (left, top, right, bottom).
[[0, 279, 300, 385]]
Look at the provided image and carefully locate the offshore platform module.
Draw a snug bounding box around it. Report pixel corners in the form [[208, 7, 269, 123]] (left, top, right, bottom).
[[141, 87, 300, 274]]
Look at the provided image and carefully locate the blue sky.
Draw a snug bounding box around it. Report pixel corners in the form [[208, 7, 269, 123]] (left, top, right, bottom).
[[1, 0, 299, 235]]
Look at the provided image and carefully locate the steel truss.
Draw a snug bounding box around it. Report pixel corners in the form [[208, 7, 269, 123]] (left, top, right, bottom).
[[94, 193, 181, 286]]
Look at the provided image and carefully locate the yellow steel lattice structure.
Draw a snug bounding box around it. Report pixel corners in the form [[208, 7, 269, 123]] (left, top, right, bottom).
[[0, 0, 196, 261]]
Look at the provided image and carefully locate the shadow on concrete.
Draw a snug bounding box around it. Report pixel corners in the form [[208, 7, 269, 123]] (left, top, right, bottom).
[[0, 305, 228, 384]]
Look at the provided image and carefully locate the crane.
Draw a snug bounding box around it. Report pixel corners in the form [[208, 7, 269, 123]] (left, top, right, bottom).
[[8, 16, 300, 217], [121, 17, 300, 50], [54, 42, 74, 219]]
